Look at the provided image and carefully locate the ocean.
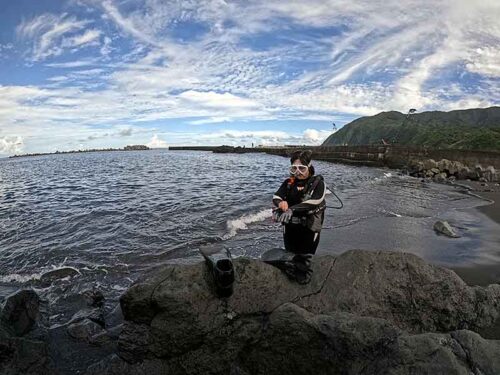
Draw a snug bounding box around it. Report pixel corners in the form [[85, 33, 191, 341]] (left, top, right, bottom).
[[1, 150, 499, 322]]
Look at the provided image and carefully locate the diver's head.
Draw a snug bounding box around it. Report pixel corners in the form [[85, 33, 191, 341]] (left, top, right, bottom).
[[289, 150, 314, 179]]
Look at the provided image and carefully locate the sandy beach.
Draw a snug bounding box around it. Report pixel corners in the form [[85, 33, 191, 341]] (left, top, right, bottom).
[[451, 181, 500, 287]]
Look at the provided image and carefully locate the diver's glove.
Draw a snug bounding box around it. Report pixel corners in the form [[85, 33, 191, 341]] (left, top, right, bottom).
[[272, 208, 281, 222], [278, 209, 293, 224]]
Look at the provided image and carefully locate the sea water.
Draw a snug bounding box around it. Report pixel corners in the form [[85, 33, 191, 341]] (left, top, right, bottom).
[[1, 150, 499, 320]]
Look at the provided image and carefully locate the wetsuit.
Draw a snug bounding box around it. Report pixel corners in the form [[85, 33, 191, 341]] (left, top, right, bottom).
[[273, 175, 326, 255]]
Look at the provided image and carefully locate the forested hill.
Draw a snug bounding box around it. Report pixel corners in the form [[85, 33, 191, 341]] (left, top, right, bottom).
[[322, 106, 500, 151]]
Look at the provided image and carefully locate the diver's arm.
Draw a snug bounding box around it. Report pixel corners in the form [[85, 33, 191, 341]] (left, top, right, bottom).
[[290, 180, 326, 213], [272, 180, 289, 208]]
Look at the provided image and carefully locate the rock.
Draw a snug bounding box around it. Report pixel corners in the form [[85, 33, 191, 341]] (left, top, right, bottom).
[[447, 160, 463, 176], [236, 304, 500, 375], [1, 289, 40, 336], [39, 267, 80, 286], [0, 291, 52, 374], [425, 170, 434, 178], [69, 307, 105, 327], [430, 167, 441, 175], [105, 303, 124, 329], [436, 158, 449, 171], [67, 318, 106, 344], [435, 159, 463, 176], [483, 166, 496, 182], [88, 304, 500, 375], [408, 160, 424, 174], [433, 220, 460, 238], [458, 166, 472, 180], [104, 250, 500, 374], [83, 289, 105, 308], [422, 159, 437, 171], [433, 172, 448, 183], [0, 336, 52, 375]]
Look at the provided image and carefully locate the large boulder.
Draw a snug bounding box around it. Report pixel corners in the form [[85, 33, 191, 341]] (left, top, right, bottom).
[[87, 303, 500, 375], [90, 250, 500, 374], [0, 290, 52, 375], [422, 159, 438, 171], [483, 166, 497, 182], [434, 220, 460, 238], [1, 290, 40, 336]]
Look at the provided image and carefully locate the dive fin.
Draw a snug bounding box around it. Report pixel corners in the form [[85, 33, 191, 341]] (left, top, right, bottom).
[[261, 248, 313, 285], [199, 245, 235, 298]]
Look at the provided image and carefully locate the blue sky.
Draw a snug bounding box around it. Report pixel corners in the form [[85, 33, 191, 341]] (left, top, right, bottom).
[[1, 0, 499, 155]]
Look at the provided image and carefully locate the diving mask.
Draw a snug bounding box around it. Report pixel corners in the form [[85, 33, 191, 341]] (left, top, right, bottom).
[[289, 164, 308, 175]]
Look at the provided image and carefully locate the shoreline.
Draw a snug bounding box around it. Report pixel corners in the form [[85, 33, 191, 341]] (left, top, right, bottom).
[[458, 180, 500, 225], [451, 180, 500, 287]]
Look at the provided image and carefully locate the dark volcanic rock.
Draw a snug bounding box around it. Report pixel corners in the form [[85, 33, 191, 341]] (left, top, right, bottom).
[[1, 289, 40, 336], [67, 318, 107, 343], [433, 220, 460, 238], [39, 267, 80, 286], [0, 290, 53, 375], [69, 307, 105, 327], [0, 336, 52, 375], [86, 249, 500, 375]]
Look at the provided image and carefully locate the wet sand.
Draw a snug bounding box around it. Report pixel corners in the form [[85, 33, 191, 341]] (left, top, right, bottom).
[[476, 191, 500, 224], [451, 181, 500, 287]]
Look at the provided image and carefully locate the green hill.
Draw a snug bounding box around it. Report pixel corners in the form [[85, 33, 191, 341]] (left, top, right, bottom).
[[322, 106, 500, 151]]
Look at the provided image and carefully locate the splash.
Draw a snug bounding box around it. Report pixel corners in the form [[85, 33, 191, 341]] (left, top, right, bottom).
[[223, 208, 272, 239]]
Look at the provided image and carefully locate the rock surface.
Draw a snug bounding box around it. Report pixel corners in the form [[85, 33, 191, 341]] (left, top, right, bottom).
[[87, 249, 500, 375], [433, 220, 461, 238], [407, 158, 499, 182], [0, 290, 53, 375], [1, 289, 40, 336]]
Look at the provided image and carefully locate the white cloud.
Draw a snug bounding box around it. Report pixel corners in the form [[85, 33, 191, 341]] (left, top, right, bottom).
[[16, 13, 92, 60], [179, 91, 261, 109], [62, 28, 101, 49], [466, 47, 500, 77], [147, 134, 168, 148], [117, 127, 133, 136], [0, 136, 24, 155], [45, 58, 99, 68], [303, 129, 331, 143], [3, 0, 500, 154], [190, 116, 231, 125], [195, 128, 332, 146], [100, 36, 113, 56]]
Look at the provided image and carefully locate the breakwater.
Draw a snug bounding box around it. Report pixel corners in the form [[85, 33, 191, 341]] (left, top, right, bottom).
[[170, 145, 500, 169]]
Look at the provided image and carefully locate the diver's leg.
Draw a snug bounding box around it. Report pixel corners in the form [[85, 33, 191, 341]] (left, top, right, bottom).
[[291, 228, 319, 284], [283, 224, 292, 252], [283, 223, 301, 253], [310, 232, 321, 255], [292, 226, 316, 254]]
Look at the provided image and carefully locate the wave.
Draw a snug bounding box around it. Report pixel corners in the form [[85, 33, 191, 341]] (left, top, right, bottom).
[[0, 272, 44, 283], [223, 208, 272, 239], [0, 264, 81, 284]]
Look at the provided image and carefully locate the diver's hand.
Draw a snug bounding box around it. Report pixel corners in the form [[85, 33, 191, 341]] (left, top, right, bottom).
[[278, 201, 289, 211], [279, 209, 293, 224], [271, 208, 280, 222]]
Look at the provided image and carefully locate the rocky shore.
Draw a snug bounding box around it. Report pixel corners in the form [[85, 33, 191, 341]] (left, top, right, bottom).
[[406, 158, 498, 183], [3, 249, 500, 374]]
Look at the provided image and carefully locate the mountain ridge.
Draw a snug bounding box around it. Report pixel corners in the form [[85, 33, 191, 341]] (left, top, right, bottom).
[[323, 106, 500, 150]]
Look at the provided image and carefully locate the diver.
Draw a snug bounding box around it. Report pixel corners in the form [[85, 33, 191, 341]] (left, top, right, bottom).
[[271, 150, 326, 283]]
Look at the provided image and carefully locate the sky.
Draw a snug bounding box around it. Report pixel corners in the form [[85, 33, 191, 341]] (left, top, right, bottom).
[[0, 0, 499, 155]]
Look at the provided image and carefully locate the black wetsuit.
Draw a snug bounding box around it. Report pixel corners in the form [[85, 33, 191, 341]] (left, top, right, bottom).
[[273, 175, 326, 255]]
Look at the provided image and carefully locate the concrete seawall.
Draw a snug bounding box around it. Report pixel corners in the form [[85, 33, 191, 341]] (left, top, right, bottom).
[[168, 145, 500, 180]]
